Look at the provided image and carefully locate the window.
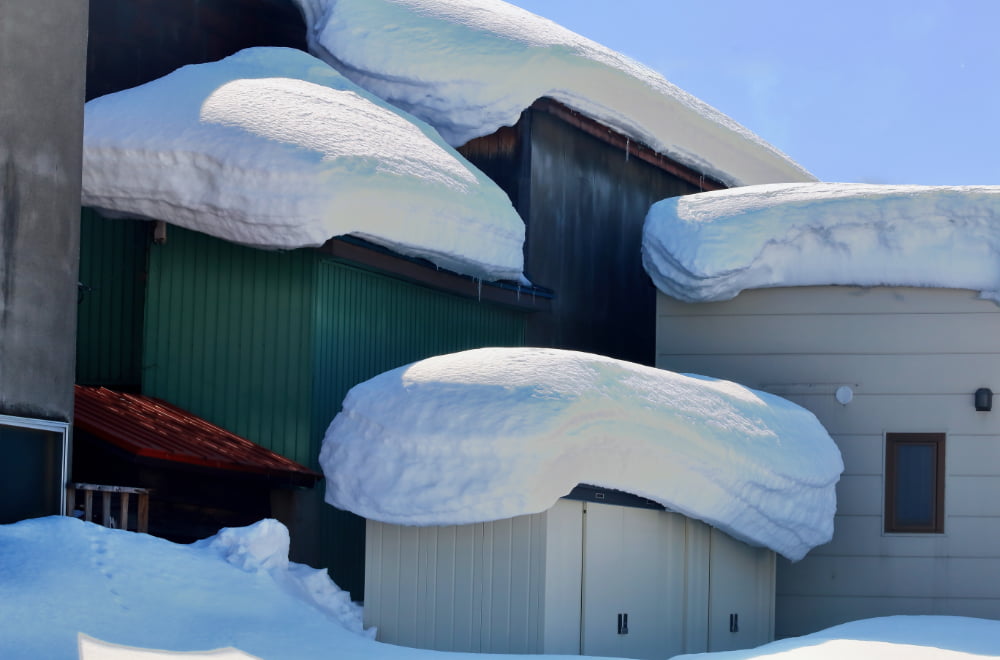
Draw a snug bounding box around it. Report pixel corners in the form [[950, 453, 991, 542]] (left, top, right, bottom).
[[884, 433, 945, 533], [0, 414, 69, 524]]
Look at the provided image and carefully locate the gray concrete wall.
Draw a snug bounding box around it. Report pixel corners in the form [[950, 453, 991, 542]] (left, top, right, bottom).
[[0, 1, 88, 421]]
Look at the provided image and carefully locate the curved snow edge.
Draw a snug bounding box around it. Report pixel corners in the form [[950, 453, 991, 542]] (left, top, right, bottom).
[[643, 182, 1000, 302], [320, 347, 843, 561]]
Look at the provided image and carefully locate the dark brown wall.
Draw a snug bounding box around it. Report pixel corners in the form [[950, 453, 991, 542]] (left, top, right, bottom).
[[466, 108, 701, 366], [87, 0, 306, 100]]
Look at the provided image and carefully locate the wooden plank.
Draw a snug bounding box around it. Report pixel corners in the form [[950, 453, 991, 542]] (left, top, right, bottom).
[[137, 492, 149, 533], [120, 494, 130, 531], [84, 490, 93, 523], [102, 492, 112, 527], [69, 482, 150, 495]]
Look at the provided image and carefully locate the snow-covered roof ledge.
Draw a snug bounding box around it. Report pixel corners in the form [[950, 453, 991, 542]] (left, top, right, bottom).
[[82, 47, 526, 283], [642, 183, 1000, 303], [290, 0, 815, 188], [321, 347, 843, 561]]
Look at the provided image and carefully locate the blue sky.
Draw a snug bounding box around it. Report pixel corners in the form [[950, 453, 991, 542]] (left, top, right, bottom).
[[508, 1, 1000, 185]]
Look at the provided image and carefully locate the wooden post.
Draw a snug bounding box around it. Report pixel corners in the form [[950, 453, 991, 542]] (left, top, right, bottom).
[[120, 494, 130, 531], [137, 492, 149, 534], [66, 486, 75, 516], [83, 489, 93, 523], [102, 492, 112, 527]]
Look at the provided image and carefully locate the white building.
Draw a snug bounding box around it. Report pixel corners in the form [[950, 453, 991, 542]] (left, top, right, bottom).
[[644, 182, 1000, 637]]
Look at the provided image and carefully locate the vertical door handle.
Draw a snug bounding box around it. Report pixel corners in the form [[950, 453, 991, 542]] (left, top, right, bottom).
[[617, 613, 629, 635], [729, 613, 739, 633], [617, 613, 623, 634]]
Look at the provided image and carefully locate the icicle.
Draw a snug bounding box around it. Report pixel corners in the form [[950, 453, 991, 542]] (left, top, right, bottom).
[[699, 174, 705, 192], [625, 137, 630, 162], [477, 277, 483, 302]]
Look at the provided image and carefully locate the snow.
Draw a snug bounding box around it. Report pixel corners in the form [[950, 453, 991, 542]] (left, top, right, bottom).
[[673, 616, 1000, 660], [320, 347, 843, 561], [0, 517, 374, 659], [290, 0, 814, 187], [642, 182, 1000, 303], [2, 516, 998, 659], [82, 47, 526, 283]]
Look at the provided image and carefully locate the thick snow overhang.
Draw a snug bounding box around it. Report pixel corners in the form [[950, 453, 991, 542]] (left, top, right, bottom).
[[82, 47, 526, 283], [74, 386, 320, 487], [642, 182, 1000, 303], [321, 347, 843, 561], [290, 0, 815, 188]]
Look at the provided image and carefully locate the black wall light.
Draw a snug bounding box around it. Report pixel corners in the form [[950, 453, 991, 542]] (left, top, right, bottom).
[[975, 388, 993, 412]]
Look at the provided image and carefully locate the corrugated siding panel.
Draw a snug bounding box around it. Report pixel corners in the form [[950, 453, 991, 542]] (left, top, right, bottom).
[[656, 286, 1000, 637], [311, 259, 526, 599], [76, 209, 148, 387], [365, 515, 546, 654], [142, 227, 316, 467]]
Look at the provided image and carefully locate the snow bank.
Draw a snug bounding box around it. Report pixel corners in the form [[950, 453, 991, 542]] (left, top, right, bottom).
[[673, 616, 1000, 660], [79, 634, 261, 659], [321, 347, 842, 561], [195, 519, 371, 638], [291, 0, 813, 187], [0, 516, 379, 660], [643, 182, 1000, 302], [83, 47, 525, 282]]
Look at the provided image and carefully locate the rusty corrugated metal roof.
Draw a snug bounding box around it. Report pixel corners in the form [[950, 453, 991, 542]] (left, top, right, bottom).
[[74, 386, 320, 487]]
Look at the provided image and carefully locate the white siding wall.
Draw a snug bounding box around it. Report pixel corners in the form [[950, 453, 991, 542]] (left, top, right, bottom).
[[364, 513, 548, 653], [366, 499, 774, 656], [656, 286, 1000, 637]]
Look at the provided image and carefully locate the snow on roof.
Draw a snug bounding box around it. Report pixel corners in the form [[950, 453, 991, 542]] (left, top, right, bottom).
[[320, 347, 843, 561], [643, 182, 1000, 303], [82, 47, 526, 283], [290, 0, 814, 187]]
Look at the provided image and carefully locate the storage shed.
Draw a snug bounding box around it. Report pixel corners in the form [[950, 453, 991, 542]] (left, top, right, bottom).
[[321, 348, 842, 659], [643, 183, 1000, 638], [365, 491, 774, 658]]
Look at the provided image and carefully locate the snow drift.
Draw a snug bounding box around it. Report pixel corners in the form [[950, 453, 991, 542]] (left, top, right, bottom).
[[82, 47, 525, 282], [642, 182, 1000, 302], [0, 517, 372, 660], [290, 0, 813, 187], [672, 616, 1000, 660], [321, 347, 843, 561]]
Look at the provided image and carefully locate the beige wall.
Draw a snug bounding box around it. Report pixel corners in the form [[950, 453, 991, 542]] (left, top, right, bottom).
[[656, 286, 1000, 637], [365, 499, 774, 657]]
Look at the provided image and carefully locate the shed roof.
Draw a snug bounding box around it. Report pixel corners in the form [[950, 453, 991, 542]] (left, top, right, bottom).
[[74, 386, 320, 487]]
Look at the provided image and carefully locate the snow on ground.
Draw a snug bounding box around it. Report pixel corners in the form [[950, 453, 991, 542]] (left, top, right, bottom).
[[320, 347, 843, 561], [5, 517, 999, 659], [673, 616, 1000, 660], [82, 47, 525, 283], [642, 182, 1000, 303], [291, 0, 814, 187], [0, 517, 373, 659]]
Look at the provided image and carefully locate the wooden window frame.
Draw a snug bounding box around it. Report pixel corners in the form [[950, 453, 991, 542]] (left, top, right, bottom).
[[884, 433, 945, 534]]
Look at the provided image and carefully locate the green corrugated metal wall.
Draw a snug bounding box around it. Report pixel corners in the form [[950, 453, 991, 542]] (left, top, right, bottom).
[[311, 260, 525, 597], [76, 209, 149, 388], [142, 226, 526, 596], [143, 227, 317, 466]]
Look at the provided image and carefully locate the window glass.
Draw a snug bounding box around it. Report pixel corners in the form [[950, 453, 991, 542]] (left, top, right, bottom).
[[885, 433, 944, 534], [0, 418, 68, 524]]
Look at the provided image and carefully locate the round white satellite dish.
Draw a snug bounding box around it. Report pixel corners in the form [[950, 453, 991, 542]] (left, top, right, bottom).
[[835, 386, 854, 405]]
